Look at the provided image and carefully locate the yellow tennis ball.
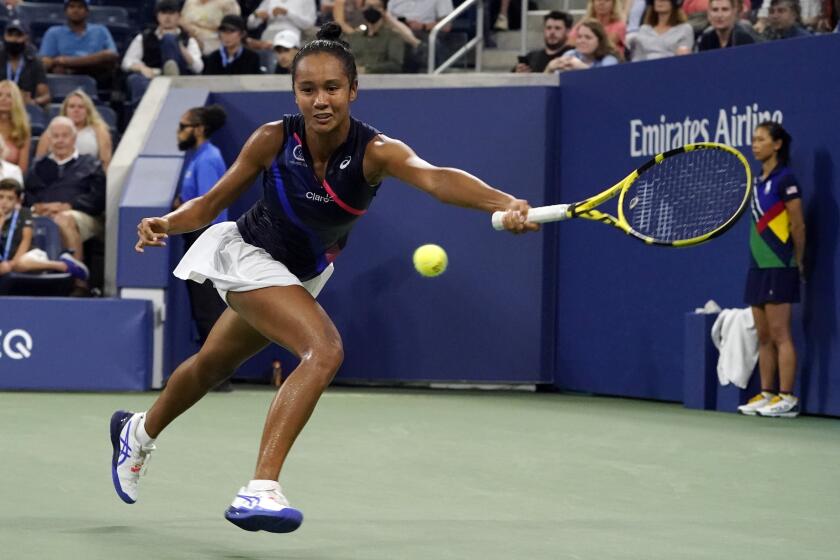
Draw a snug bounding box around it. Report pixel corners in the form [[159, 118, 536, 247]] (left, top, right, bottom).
[[413, 244, 448, 277]]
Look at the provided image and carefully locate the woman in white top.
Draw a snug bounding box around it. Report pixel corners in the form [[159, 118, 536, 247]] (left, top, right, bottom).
[[181, 0, 242, 55], [0, 136, 23, 187], [627, 0, 693, 61], [36, 90, 112, 170], [247, 0, 317, 41]]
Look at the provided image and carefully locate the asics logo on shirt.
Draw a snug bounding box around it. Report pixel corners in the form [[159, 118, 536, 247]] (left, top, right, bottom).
[[339, 156, 351, 170], [292, 145, 306, 164]]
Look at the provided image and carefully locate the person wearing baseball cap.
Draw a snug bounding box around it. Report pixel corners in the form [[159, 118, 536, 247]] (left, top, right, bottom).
[[271, 29, 300, 75], [203, 15, 263, 75], [0, 18, 50, 106], [39, 0, 118, 87]]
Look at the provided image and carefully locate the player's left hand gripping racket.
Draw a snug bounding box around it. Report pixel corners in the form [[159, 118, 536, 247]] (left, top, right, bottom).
[[492, 142, 752, 247]]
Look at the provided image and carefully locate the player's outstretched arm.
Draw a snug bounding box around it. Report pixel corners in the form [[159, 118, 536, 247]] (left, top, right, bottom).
[[135, 122, 285, 252], [365, 134, 539, 234]]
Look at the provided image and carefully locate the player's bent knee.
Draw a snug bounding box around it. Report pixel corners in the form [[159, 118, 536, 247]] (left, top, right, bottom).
[[304, 339, 344, 384]]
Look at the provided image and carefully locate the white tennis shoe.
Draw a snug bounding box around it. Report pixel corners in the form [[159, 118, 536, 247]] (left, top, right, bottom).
[[737, 393, 774, 416], [757, 395, 800, 418], [224, 482, 303, 533], [110, 410, 156, 504]]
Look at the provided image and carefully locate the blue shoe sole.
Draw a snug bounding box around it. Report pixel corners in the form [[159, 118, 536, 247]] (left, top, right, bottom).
[[224, 507, 303, 533], [110, 410, 136, 504]]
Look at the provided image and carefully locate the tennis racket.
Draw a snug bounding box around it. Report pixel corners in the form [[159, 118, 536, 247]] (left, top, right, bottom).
[[492, 142, 752, 247]]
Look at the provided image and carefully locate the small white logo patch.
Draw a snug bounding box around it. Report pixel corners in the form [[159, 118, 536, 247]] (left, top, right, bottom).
[[293, 145, 305, 162], [786, 185, 799, 196], [339, 156, 352, 170]]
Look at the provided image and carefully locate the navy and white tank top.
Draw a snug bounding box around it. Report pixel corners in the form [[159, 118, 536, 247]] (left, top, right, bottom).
[[237, 114, 381, 281]]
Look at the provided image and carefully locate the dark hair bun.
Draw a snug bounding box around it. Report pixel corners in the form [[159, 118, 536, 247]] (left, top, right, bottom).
[[316, 22, 343, 42]]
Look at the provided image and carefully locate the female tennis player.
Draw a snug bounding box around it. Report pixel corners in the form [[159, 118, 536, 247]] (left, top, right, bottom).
[[737, 121, 805, 418], [111, 22, 539, 534]]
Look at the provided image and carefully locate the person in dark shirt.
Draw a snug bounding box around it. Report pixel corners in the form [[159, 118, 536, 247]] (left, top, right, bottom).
[[514, 10, 574, 73], [203, 14, 263, 75], [0, 20, 50, 107], [761, 0, 812, 39], [696, 0, 758, 50], [24, 116, 105, 276], [272, 29, 300, 75]]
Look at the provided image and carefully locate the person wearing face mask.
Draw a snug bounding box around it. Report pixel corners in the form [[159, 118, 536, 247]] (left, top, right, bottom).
[[0, 20, 50, 107], [346, 0, 405, 73], [173, 104, 230, 384], [246, 0, 316, 43]]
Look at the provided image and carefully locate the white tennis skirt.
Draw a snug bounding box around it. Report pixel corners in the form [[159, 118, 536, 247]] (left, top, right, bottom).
[[173, 222, 334, 303]]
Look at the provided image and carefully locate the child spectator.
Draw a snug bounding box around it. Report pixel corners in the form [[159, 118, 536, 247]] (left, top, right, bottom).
[[0, 20, 50, 107], [0, 178, 88, 280], [181, 0, 242, 55], [0, 80, 30, 173], [272, 29, 300, 74], [35, 90, 112, 171], [203, 15, 264, 74], [545, 18, 620, 71], [626, 0, 693, 61]]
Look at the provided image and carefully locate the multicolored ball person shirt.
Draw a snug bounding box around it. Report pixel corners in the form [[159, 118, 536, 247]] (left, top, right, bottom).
[[749, 165, 801, 269]]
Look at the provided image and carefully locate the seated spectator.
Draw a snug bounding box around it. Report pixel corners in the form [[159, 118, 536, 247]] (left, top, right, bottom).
[[181, 0, 242, 56], [545, 18, 620, 72], [388, 0, 454, 33], [0, 137, 23, 185], [696, 0, 757, 49], [24, 116, 105, 289], [627, 0, 694, 61], [123, 0, 204, 84], [333, 0, 368, 33], [246, 0, 317, 43], [569, 0, 627, 56], [0, 178, 89, 281], [0, 20, 50, 107], [760, 0, 812, 39], [272, 29, 300, 74], [346, 0, 405, 73], [38, 0, 119, 88], [756, 0, 821, 31], [35, 90, 111, 171], [682, 0, 751, 35], [0, 80, 30, 172], [514, 11, 574, 73], [204, 15, 264, 74]]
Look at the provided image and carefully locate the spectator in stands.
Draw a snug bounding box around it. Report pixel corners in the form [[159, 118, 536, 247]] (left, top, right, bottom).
[[0, 20, 50, 107], [626, 0, 693, 60], [756, 0, 822, 31], [737, 122, 805, 418], [0, 178, 89, 280], [0, 80, 30, 173], [682, 0, 751, 35], [173, 105, 228, 378], [1, 0, 27, 27], [388, 0, 454, 33], [35, 90, 112, 171], [626, 0, 648, 33], [514, 11, 574, 73], [334, 0, 369, 32], [122, 0, 205, 108], [203, 14, 264, 74], [39, 0, 119, 89], [181, 0, 242, 55], [246, 0, 317, 43], [545, 18, 620, 71], [570, 0, 627, 56], [0, 137, 23, 185], [696, 0, 757, 49], [760, 0, 812, 38], [24, 116, 105, 291], [346, 0, 405, 73], [272, 29, 300, 74]]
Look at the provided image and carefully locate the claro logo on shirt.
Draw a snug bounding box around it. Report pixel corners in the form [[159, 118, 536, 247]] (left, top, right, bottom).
[[0, 329, 33, 360]]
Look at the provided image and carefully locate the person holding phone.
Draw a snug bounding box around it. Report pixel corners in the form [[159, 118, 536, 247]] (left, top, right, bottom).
[[513, 10, 574, 73]]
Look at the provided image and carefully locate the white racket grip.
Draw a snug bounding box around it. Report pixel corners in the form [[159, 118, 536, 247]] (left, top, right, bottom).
[[491, 204, 571, 231]]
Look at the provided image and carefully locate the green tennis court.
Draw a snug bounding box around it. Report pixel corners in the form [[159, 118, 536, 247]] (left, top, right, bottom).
[[1, 388, 837, 559]]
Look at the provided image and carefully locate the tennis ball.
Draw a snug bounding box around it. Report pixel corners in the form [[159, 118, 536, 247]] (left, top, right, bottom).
[[413, 244, 448, 277]]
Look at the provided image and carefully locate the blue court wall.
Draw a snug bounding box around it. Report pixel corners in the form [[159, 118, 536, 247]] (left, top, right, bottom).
[[207, 86, 558, 383], [554, 35, 840, 415]]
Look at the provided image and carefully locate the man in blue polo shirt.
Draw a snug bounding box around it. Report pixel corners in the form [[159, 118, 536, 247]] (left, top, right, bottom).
[[39, 0, 118, 87]]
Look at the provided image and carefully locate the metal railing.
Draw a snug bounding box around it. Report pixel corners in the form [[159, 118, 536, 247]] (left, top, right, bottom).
[[428, 0, 484, 74]]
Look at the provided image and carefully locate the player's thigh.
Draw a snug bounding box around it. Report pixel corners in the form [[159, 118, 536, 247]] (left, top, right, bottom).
[[226, 285, 343, 362], [198, 307, 272, 373], [764, 302, 792, 343], [751, 305, 771, 344]]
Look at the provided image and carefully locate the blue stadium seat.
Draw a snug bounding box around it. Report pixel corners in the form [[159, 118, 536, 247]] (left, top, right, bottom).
[[31, 216, 64, 260], [88, 6, 129, 26], [47, 74, 98, 101], [95, 104, 118, 131], [26, 104, 48, 137], [0, 217, 74, 296], [47, 102, 61, 120]]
